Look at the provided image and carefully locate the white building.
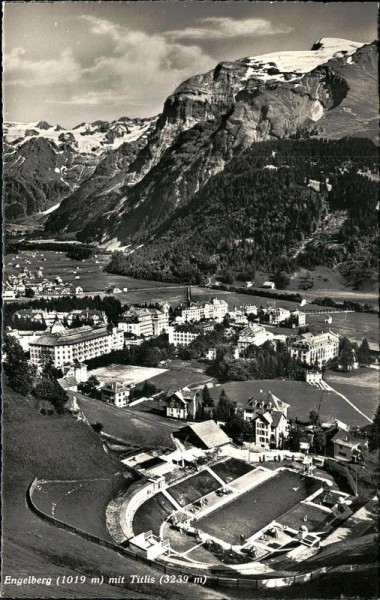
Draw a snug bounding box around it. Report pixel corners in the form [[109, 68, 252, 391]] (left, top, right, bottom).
[[29, 325, 124, 368], [289, 331, 339, 367], [268, 307, 291, 325], [237, 324, 274, 353], [168, 324, 201, 347], [101, 381, 132, 407], [118, 306, 168, 338], [178, 297, 228, 323], [243, 391, 289, 449]]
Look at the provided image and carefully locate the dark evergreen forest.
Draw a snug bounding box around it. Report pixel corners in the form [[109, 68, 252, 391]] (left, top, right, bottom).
[[106, 138, 378, 286]]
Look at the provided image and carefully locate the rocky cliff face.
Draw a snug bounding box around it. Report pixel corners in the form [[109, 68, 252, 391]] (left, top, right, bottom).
[[41, 39, 380, 245]]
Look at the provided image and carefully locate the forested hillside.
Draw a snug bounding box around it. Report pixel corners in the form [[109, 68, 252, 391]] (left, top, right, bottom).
[[106, 138, 378, 286]]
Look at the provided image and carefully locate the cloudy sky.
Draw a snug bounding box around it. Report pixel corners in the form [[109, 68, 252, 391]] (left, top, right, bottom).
[[3, 1, 377, 127]]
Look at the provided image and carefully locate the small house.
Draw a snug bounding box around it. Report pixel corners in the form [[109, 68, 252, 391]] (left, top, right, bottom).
[[166, 387, 199, 420], [332, 430, 368, 462], [101, 381, 132, 407], [262, 281, 276, 290], [75, 286, 83, 295]]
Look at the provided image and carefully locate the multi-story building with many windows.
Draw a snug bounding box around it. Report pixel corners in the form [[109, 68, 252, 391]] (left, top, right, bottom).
[[29, 325, 124, 368], [237, 324, 274, 354], [118, 306, 169, 338], [289, 331, 339, 367], [168, 324, 202, 347], [177, 297, 228, 324]]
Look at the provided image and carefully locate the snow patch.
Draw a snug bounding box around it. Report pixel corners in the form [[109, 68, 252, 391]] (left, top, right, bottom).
[[310, 100, 324, 122], [37, 202, 62, 216], [240, 38, 365, 86]]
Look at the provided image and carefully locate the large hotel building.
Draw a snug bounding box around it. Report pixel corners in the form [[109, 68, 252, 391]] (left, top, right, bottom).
[[289, 331, 339, 367], [29, 324, 124, 368]]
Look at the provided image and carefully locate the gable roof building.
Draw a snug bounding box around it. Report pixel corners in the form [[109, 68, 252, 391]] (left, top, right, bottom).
[[173, 420, 230, 450]]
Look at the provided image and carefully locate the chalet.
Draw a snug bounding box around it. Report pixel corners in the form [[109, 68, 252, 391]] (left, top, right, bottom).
[[166, 387, 199, 420], [113, 287, 122, 294], [75, 286, 83, 295], [243, 391, 289, 449], [332, 430, 368, 463], [262, 281, 276, 290], [173, 420, 230, 450], [101, 381, 133, 407]]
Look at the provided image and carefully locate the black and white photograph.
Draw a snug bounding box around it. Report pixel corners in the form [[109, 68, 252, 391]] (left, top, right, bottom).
[[2, 1, 379, 599]]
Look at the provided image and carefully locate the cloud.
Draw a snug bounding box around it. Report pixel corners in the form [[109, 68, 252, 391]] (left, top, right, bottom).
[[164, 17, 292, 41], [4, 47, 80, 86], [77, 16, 215, 102], [53, 90, 132, 107]]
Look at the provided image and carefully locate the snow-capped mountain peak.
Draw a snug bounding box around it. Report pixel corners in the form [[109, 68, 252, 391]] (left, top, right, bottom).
[[4, 116, 158, 155], [240, 38, 366, 84]]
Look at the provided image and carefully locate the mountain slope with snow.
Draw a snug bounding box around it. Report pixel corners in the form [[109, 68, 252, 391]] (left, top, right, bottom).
[[4, 116, 158, 219], [45, 38, 377, 247]]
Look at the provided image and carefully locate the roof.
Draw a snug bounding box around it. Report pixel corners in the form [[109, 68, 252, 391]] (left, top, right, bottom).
[[102, 381, 131, 393], [168, 387, 194, 404], [175, 420, 230, 449], [30, 325, 111, 347], [332, 430, 365, 448], [57, 376, 78, 389]]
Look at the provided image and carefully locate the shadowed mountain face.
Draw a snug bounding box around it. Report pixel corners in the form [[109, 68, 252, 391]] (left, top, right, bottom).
[[10, 39, 379, 247], [3, 117, 157, 220]]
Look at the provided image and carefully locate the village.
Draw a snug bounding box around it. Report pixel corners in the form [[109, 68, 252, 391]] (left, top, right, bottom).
[[3, 249, 378, 585]]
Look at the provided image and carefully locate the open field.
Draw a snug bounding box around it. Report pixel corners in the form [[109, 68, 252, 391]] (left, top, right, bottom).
[[2, 384, 207, 600], [89, 364, 167, 385], [4, 250, 177, 295], [76, 393, 178, 449], [324, 371, 379, 422], [146, 363, 212, 393], [197, 471, 321, 545], [307, 312, 379, 348], [209, 379, 373, 427]]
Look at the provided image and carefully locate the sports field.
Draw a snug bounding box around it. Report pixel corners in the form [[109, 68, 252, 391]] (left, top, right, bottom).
[[90, 364, 167, 385], [196, 470, 321, 545]]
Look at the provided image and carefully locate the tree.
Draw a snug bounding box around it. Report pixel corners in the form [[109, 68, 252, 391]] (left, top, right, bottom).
[[33, 378, 68, 414], [273, 271, 290, 289], [226, 416, 252, 439], [25, 288, 35, 298], [91, 421, 103, 433], [202, 385, 214, 408], [357, 338, 371, 365], [216, 389, 235, 422], [309, 410, 321, 426], [313, 427, 326, 454], [3, 334, 35, 396], [42, 361, 63, 381], [369, 404, 380, 451]]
